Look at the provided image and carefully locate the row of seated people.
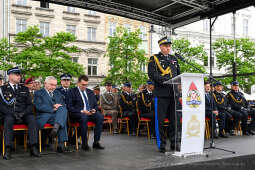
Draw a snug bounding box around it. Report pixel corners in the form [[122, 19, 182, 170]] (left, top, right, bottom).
[[204, 81, 255, 138], [0, 68, 104, 160]]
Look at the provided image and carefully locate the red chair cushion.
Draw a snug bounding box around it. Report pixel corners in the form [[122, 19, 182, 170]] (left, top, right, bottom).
[[141, 117, 151, 121], [88, 122, 95, 127], [164, 118, 169, 122], [104, 116, 112, 119], [13, 124, 28, 130], [44, 123, 54, 128], [70, 122, 95, 127]]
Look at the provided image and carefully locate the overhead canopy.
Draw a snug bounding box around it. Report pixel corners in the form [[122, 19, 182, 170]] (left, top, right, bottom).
[[35, 0, 255, 28]]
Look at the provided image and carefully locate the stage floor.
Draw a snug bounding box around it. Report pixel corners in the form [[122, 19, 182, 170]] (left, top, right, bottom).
[[1, 132, 255, 170]]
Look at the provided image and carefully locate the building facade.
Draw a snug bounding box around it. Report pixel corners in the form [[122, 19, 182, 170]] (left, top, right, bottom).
[[4, 0, 107, 87]]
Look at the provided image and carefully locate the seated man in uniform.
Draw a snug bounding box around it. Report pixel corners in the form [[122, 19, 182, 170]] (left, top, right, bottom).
[[227, 81, 255, 135], [213, 81, 242, 136], [119, 82, 137, 135], [100, 81, 119, 134], [204, 81, 219, 138], [137, 80, 155, 137], [34, 76, 68, 153], [67, 75, 104, 150], [0, 67, 40, 160], [56, 73, 72, 104]]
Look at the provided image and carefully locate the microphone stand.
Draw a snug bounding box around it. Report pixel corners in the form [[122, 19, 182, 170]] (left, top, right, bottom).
[[175, 54, 236, 156]]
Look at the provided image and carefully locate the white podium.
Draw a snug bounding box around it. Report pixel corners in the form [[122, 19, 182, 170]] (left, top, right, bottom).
[[164, 73, 207, 157]]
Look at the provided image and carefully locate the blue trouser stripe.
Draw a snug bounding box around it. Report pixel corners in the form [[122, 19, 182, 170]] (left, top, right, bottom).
[[154, 97, 161, 149]]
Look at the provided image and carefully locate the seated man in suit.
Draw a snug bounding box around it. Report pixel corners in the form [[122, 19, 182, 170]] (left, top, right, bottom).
[[67, 75, 104, 150], [0, 67, 40, 160], [34, 76, 68, 153], [204, 81, 219, 138]]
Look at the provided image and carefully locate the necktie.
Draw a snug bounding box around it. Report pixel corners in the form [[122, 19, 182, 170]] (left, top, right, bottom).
[[206, 93, 210, 103], [14, 85, 17, 92], [49, 92, 53, 98], [81, 91, 90, 111]]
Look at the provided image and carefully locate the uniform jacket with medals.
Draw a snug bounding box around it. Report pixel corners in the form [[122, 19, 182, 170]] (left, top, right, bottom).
[[0, 83, 32, 118], [137, 89, 154, 114], [227, 90, 248, 111], [100, 91, 119, 112], [213, 91, 229, 112], [148, 52, 180, 97], [119, 91, 136, 112]]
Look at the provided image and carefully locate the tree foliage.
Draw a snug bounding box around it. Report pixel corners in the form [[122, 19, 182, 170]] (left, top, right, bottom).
[[171, 39, 207, 73], [213, 38, 255, 92], [104, 26, 148, 89], [0, 38, 17, 71], [12, 25, 84, 80]]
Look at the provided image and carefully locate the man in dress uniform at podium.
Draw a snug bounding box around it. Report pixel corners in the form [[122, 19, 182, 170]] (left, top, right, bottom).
[[0, 67, 40, 160], [227, 81, 255, 135], [148, 36, 181, 153]]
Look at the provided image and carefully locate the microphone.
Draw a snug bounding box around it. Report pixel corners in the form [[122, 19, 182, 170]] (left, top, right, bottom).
[[175, 53, 185, 62]]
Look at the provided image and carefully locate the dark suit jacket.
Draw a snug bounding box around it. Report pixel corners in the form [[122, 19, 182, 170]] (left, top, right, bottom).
[[34, 88, 66, 114], [205, 93, 217, 114], [66, 87, 98, 115]]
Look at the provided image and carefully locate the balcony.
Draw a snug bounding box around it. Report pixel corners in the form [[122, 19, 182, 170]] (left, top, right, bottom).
[[11, 4, 32, 16], [35, 7, 54, 18]]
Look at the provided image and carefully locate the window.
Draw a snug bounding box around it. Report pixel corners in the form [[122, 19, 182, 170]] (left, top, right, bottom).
[[72, 57, 78, 63], [67, 6, 75, 13], [40, 22, 50, 37], [67, 25, 76, 35], [88, 10, 96, 16], [40, 1, 49, 8], [124, 24, 131, 33], [140, 63, 146, 73], [139, 26, 147, 40], [16, 19, 27, 33], [16, 0, 27, 6], [88, 58, 98, 76], [243, 19, 249, 37], [87, 27, 96, 41], [109, 22, 116, 37]]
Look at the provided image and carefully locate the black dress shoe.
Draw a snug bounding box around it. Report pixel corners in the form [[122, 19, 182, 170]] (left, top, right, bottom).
[[57, 146, 64, 153], [81, 144, 91, 151], [219, 133, 228, 138], [248, 130, 255, 135], [243, 131, 250, 136], [50, 123, 60, 138], [159, 147, 166, 153], [30, 145, 41, 157], [3, 148, 11, 160], [170, 144, 180, 151], [93, 142, 105, 150]]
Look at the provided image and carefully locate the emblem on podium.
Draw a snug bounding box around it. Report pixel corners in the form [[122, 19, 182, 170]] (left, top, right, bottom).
[[186, 82, 201, 108]]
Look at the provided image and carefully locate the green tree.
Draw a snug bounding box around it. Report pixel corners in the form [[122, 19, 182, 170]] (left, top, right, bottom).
[[171, 39, 207, 73], [13, 26, 84, 79], [0, 38, 17, 71], [104, 26, 148, 89], [213, 38, 255, 92]]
